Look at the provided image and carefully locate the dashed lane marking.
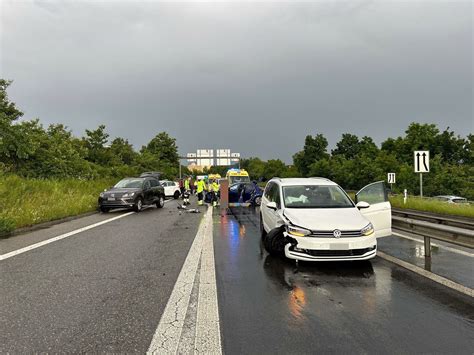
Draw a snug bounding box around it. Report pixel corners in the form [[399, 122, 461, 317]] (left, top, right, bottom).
[[377, 251, 473, 298], [0, 211, 135, 261]]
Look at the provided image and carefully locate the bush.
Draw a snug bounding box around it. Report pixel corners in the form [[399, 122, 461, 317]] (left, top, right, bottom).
[[0, 216, 15, 236]]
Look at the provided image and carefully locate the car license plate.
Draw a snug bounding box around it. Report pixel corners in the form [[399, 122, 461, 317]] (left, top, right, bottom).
[[107, 197, 115, 201], [330, 243, 349, 250]]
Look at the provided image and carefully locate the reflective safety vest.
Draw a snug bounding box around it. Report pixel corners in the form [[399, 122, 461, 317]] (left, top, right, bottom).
[[212, 182, 219, 193], [196, 180, 206, 193], [184, 179, 190, 190]]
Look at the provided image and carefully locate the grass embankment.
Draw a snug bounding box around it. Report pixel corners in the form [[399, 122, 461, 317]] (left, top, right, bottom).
[[0, 175, 115, 236], [388, 195, 474, 219]]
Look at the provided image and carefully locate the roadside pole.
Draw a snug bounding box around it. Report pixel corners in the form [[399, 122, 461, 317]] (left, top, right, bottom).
[[419, 173, 423, 198]]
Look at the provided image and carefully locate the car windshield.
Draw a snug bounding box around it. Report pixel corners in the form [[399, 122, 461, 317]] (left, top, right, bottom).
[[114, 178, 144, 189], [283, 185, 354, 208], [452, 198, 467, 204]]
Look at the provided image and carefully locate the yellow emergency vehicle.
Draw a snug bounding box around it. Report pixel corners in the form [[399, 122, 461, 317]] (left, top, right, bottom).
[[226, 169, 250, 184]]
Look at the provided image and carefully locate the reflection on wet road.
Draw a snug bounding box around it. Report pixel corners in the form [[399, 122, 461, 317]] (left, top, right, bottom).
[[213, 207, 474, 354]]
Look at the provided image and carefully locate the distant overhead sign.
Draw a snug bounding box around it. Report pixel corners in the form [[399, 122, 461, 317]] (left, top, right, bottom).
[[387, 173, 396, 184], [414, 151, 430, 173]]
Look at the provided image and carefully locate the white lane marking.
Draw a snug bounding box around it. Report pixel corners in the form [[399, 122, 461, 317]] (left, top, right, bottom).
[[377, 251, 473, 298], [392, 231, 473, 258], [0, 212, 135, 261], [195, 208, 222, 354], [147, 207, 216, 354]]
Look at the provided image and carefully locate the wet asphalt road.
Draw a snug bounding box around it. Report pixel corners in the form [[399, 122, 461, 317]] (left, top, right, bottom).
[[0, 200, 202, 352], [214, 207, 474, 354], [1, 201, 473, 353]]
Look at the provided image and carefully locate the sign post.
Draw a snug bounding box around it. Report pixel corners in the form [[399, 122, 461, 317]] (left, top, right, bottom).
[[414, 151, 430, 198]]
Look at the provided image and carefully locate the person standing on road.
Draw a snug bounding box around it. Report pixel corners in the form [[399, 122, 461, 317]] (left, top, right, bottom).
[[179, 178, 185, 198], [183, 177, 191, 205], [211, 180, 220, 207], [196, 178, 206, 206]]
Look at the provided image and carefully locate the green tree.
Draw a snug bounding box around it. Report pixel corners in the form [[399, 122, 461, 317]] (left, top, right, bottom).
[[83, 125, 111, 165], [110, 137, 137, 165], [241, 157, 266, 180], [263, 159, 287, 180], [142, 132, 179, 165], [293, 134, 329, 176], [332, 133, 360, 159]]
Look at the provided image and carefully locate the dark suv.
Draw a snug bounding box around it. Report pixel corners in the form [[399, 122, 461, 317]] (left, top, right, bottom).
[[98, 176, 166, 212]]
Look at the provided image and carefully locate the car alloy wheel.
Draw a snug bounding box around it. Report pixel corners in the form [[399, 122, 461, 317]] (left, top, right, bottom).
[[135, 198, 143, 212], [157, 196, 165, 208]]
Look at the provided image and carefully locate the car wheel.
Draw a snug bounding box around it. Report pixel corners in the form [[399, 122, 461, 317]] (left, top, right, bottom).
[[254, 196, 262, 206], [134, 198, 143, 212], [156, 195, 165, 208], [173, 190, 180, 199], [100, 206, 109, 213], [264, 226, 286, 256]]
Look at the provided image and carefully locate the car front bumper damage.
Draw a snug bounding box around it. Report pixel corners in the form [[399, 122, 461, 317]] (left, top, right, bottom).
[[283, 233, 377, 261]]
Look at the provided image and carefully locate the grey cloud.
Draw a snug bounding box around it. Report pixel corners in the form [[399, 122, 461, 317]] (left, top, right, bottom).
[[1, 0, 472, 162]]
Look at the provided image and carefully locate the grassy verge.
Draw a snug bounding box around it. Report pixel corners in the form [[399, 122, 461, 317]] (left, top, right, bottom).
[[389, 195, 474, 219], [0, 175, 116, 235], [348, 192, 473, 218]]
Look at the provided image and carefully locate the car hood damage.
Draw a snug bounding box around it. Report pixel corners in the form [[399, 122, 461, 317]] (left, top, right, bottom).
[[283, 208, 369, 231]]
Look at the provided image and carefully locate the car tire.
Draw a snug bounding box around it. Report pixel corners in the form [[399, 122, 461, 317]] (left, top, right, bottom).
[[100, 206, 109, 213], [156, 195, 165, 208], [264, 226, 286, 256], [173, 190, 180, 199], [134, 198, 143, 212]]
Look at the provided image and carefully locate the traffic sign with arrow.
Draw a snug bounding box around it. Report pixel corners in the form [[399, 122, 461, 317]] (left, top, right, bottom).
[[414, 151, 430, 173]]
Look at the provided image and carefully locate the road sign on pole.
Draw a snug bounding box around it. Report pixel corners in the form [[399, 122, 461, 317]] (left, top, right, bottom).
[[387, 173, 396, 184], [414, 151, 430, 173], [414, 151, 429, 198]]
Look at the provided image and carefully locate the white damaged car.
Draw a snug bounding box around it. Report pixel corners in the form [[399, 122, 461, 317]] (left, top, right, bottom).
[[260, 178, 392, 261]]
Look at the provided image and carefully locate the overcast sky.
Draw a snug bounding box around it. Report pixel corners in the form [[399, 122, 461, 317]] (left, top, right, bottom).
[[1, 0, 472, 162]]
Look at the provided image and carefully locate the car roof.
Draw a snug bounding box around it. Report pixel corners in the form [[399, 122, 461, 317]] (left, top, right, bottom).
[[435, 195, 464, 199], [271, 177, 338, 186]]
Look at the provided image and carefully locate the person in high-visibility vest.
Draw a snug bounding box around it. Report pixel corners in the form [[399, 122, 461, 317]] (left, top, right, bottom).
[[183, 177, 191, 205], [196, 178, 207, 206], [211, 180, 220, 207]]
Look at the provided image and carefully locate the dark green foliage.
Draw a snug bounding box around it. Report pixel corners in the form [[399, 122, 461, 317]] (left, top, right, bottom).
[[294, 123, 473, 199], [0, 80, 179, 180]]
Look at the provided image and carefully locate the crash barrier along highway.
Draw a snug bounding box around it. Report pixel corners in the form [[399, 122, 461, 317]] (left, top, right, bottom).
[[392, 208, 474, 257]]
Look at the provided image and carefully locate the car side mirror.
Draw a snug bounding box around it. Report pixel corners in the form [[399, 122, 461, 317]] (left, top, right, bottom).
[[356, 201, 370, 209], [267, 202, 278, 210]]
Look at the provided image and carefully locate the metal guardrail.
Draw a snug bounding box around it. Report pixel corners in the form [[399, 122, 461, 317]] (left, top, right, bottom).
[[392, 208, 474, 229], [391, 209, 474, 257]]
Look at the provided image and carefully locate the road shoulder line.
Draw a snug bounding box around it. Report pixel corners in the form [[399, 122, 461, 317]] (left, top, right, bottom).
[[195, 207, 222, 354], [0, 211, 135, 261], [147, 207, 217, 354], [377, 251, 473, 298]]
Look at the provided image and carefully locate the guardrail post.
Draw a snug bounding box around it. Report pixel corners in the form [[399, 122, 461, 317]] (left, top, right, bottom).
[[424, 236, 431, 258]]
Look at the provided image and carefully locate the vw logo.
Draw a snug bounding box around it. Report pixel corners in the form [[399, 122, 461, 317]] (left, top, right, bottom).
[[333, 229, 342, 238]]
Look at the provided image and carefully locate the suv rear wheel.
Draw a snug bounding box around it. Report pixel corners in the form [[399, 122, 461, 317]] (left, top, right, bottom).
[[156, 195, 165, 208]]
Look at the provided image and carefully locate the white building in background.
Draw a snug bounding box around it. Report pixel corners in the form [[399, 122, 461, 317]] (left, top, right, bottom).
[[216, 149, 231, 165], [186, 148, 240, 169]]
